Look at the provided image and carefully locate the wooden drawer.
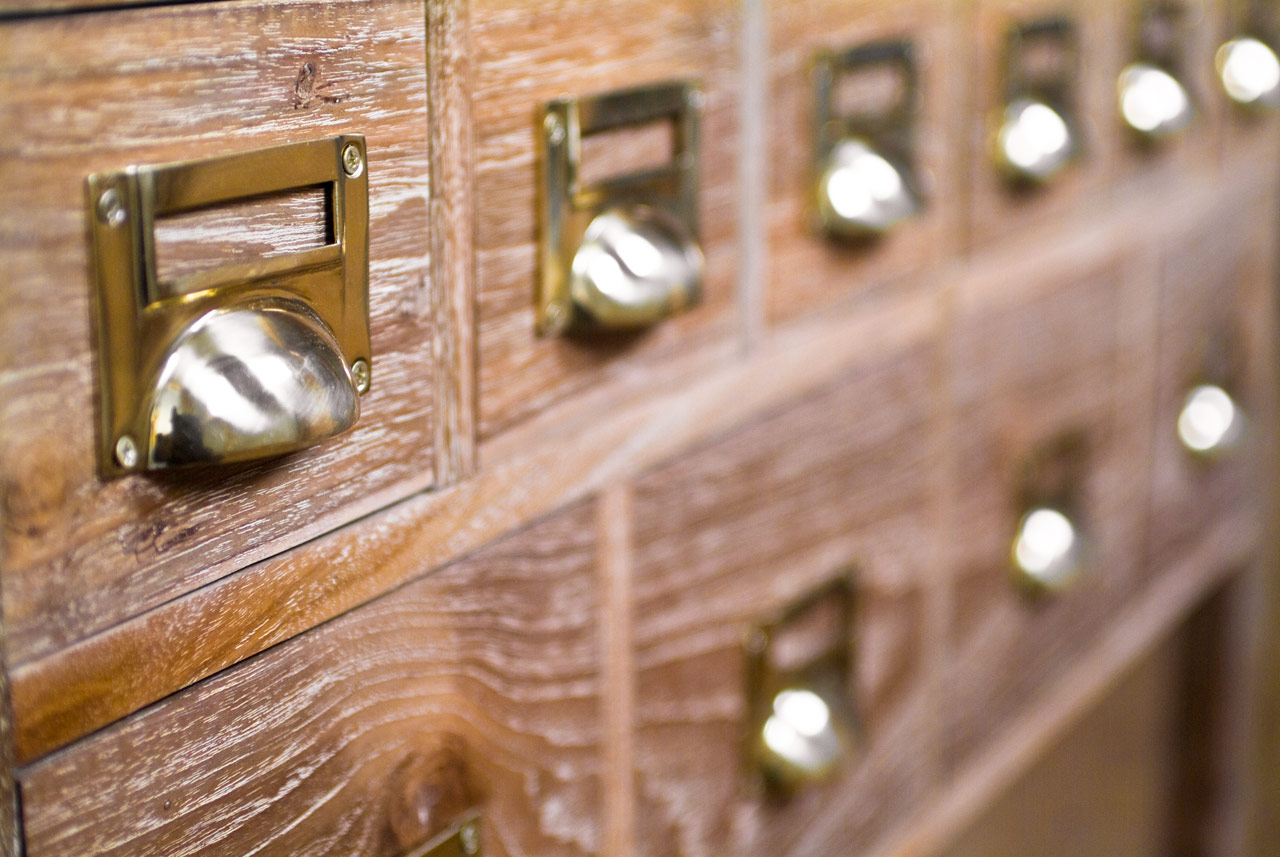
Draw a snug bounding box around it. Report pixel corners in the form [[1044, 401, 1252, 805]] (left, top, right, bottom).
[[942, 243, 1153, 769], [471, 0, 741, 450], [630, 338, 942, 856], [1148, 184, 1276, 571], [18, 501, 602, 857], [965, 0, 1114, 250], [765, 0, 962, 324], [0, 0, 442, 666]]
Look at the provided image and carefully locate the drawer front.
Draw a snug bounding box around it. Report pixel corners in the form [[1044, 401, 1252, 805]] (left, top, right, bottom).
[[765, 0, 962, 323], [0, 0, 438, 665], [966, 0, 1114, 250], [1149, 187, 1277, 570], [631, 339, 942, 857], [19, 502, 602, 857], [472, 0, 740, 447], [943, 247, 1152, 768]]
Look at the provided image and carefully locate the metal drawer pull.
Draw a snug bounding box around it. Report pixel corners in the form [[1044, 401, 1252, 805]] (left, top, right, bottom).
[[87, 136, 371, 476], [1217, 36, 1280, 108], [1010, 434, 1091, 595], [538, 81, 704, 335], [994, 18, 1081, 185], [812, 42, 922, 240], [1178, 384, 1243, 457], [1119, 2, 1194, 140], [1012, 507, 1084, 593], [746, 575, 859, 796]]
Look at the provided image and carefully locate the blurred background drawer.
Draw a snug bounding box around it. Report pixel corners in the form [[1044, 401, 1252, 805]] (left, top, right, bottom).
[[765, 0, 962, 324], [630, 335, 942, 857], [0, 0, 440, 667], [18, 501, 602, 857], [470, 0, 741, 452]]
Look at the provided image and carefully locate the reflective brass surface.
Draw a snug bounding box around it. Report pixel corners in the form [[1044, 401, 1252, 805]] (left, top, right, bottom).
[[811, 41, 923, 240], [1118, 62, 1194, 139], [569, 206, 702, 328], [994, 18, 1081, 185], [538, 81, 703, 335], [1178, 384, 1244, 458], [1012, 506, 1084, 593], [147, 299, 359, 468], [87, 135, 371, 477], [1011, 434, 1092, 596], [403, 813, 482, 857], [745, 576, 860, 797], [1217, 36, 1280, 108]]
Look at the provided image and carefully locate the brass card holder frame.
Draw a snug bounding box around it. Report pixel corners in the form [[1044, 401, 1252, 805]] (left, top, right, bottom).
[[1010, 432, 1093, 597], [811, 41, 924, 239], [744, 574, 861, 797], [538, 81, 703, 336], [994, 17, 1084, 184], [87, 135, 372, 477]]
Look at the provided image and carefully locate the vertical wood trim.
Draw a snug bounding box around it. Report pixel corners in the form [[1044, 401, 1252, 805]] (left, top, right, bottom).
[[0, 615, 20, 857], [598, 485, 635, 857], [428, 0, 478, 485], [738, 0, 767, 350]]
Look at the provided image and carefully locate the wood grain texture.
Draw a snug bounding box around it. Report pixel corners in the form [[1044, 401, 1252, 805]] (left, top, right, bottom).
[[630, 339, 944, 857], [9, 280, 941, 765], [429, 0, 479, 486], [765, 0, 964, 324], [963, 0, 1117, 251], [941, 228, 1154, 770], [0, 0, 437, 665], [1149, 181, 1277, 572], [19, 501, 603, 857], [471, 0, 742, 446]]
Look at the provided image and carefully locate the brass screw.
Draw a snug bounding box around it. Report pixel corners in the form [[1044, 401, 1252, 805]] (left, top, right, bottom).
[[351, 359, 371, 394], [685, 88, 706, 112], [114, 434, 139, 469], [543, 301, 570, 335], [341, 143, 364, 178], [544, 112, 566, 145], [459, 822, 480, 855], [97, 188, 127, 227]]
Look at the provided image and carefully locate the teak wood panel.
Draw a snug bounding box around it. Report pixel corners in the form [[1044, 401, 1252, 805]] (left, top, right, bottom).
[[470, 0, 741, 446], [942, 244, 1154, 771], [766, 0, 963, 324], [1148, 186, 1277, 572], [630, 340, 944, 857], [19, 501, 602, 857], [0, 0, 439, 666], [964, 0, 1116, 251]]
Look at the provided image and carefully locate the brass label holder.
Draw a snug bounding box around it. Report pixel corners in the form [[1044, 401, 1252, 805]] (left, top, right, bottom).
[[994, 16, 1084, 183], [1002, 17, 1080, 120], [744, 574, 861, 797], [87, 135, 371, 477], [538, 80, 703, 335]]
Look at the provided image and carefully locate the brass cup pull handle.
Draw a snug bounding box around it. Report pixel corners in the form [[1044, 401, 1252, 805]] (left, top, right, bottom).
[[994, 97, 1078, 184], [88, 136, 372, 476], [816, 139, 921, 239], [1118, 62, 1194, 139], [1177, 384, 1244, 458], [1217, 36, 1280, 109], [568, 206, 703, 329], [1011, 506, 1085, 594]]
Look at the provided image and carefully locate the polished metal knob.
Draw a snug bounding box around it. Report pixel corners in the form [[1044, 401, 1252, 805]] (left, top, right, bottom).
[[1012, 506, 1084, 593], [1177, 384, 1243, 458], [568, 206, 703, 329], [147, 299, 360, 468], [816, 139, 920, 239], [760, 687, 845, 781], [1217, 36, 1280, 108], [1118, 62, 1193, 139], [994, 97, 1077, 184]]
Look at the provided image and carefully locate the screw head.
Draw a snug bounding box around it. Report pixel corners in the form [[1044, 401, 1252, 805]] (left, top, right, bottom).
[[543, 300, 571, 335], [544, 112, 566, 145], [341, 143, 364, 178], [459, 822, 480, 855], [685, 88, 706, 112], [114, 434, 139, 469], [351, 359, 371, 394], [97, 188, 127, 228]]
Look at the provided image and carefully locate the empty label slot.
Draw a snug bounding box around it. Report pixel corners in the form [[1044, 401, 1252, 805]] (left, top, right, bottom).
[[153, 185, 332, 296], [768, 593, 847, 673], [579, 118, 676, 187], [834, 61, 911, 121], [1016, 32, 1075, 88]]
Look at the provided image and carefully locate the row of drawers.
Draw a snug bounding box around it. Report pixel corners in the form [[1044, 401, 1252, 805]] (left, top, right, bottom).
[[2, 0, 1278, 674], [13, 160, 1275, 856]]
